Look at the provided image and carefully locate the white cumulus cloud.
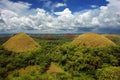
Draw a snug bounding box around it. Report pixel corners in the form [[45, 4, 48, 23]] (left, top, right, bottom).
[[55, 3, 67, 8], [0, 0, 33, 15], [0, 0, 120, 33]]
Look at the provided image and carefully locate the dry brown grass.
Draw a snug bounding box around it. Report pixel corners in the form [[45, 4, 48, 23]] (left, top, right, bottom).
[[71, 32, 116, 47], [7, 65, 40, 78], [46, 63, 70, 77], [17, 66, 40, 75], [103, 34, 120, 44], [2, 32, 40, 53], [47, 63, 65, 74]]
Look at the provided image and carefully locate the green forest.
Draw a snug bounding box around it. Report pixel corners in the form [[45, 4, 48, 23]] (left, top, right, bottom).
[[0, 33, 120, 80]]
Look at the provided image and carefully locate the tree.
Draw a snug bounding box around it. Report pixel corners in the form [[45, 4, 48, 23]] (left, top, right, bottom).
[[96, 66, 120, 80]]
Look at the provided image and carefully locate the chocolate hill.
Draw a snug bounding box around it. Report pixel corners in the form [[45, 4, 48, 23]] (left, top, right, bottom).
[[103, 34, 120, 44], [71, 32, 116, 47], [47, 63, 65, 74], [2, 32, 40, 53], [46, 63, 69, 77], [7, 65, 40, 78]]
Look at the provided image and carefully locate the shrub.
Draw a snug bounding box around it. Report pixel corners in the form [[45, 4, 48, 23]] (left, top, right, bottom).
[[96, 66, 120, 80]]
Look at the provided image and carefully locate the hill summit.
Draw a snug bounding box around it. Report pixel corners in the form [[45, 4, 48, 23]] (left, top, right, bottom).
[[71, 32, 116, 47], [2, 32, 40, 53]]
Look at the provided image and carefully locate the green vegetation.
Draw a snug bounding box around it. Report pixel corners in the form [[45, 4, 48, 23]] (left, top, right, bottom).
[[96, 66, 120, 80], [54, 44, 120, 79], [0, 33, 120, 80], [103, 34, 120, 45]]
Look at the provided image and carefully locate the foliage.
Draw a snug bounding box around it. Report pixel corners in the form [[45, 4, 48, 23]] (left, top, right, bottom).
[[103, 34, 120, 45], [0, 46, 50, 78], [96, 66, 120, 80], [0, 34, 120, 80], [9, 73, 54, 80], [73, 73, 95, 80], [54, 43, 120, 77]]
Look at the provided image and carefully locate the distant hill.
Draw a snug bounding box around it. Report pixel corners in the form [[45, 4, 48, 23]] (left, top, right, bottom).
[[47, 63, 65, 74], [64, 34, 75, 39], [7, 65, 41, 78], [71, 32, 116, 47], [2, 32, 40, 53], [103, 34, 120, 45], [41, 34, 55, 40], [46, 63, 69, 77]]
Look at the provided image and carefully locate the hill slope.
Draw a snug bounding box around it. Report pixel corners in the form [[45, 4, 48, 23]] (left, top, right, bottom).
[[103, 34, 120, 45], [47, 63, 65, 74], [46, 63, 69, 77], [2, 32, 40, 53], [7, 65, 40, 78], [71, 32, 116, 47]]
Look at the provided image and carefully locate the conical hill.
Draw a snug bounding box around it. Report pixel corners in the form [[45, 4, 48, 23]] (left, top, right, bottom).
[[71, 32, 116, 47], [2, 32, 40, 53]]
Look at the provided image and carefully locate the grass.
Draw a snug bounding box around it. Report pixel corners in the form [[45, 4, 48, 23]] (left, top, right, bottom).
[[2, 32, 40, 53], [71, 32, 116, 47], [7, 65, 41, 78], [46, 62, 70, 77], [103, 34, 120, 45], [47, 62, 65, 74]]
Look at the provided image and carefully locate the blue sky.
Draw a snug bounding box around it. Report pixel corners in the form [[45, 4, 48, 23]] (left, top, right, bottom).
[[0, 0, 120, 33], [10, 0, 109, 12]]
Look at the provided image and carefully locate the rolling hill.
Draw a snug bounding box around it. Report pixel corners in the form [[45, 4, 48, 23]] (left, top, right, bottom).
[[71, 32, 116, 47], [103, 34, 120, 45], [2, 32, 40, 53], [46, 63, 69, 77]]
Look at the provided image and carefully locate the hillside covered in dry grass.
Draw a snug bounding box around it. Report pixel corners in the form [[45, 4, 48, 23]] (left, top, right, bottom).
[[103, 34, 120, 45], [0, 32, 120, 80], [2, 32, 40, 53], [71, 32, 116, 47]]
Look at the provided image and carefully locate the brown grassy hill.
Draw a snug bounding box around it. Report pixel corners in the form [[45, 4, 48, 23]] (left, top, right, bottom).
[[46, 63, 69, 77], [103, 34, 120, 45], [71, 32, 116, 47], [7, 65, 40, 78], [2, 32, 40, 53], [47, 63, 65, 74]]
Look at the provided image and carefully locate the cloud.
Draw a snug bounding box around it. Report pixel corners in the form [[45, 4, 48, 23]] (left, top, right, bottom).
[[43, 1, 52, 9], [42, 1, 67, 12], [54, 3, 67, 8], [91, 5, 98, 8], [0, 0, 120, 33], [54, 8, 72, 16], [0, 0, 33, 15]]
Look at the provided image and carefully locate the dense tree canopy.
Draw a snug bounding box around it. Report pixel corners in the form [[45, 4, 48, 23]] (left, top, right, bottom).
[[0, 36, 120, 80]]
